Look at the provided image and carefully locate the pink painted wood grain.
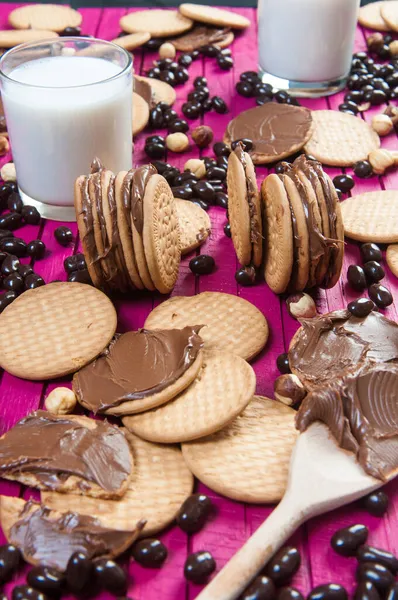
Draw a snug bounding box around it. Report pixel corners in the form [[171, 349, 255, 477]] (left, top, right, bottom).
[[0, 5, 397, 600]]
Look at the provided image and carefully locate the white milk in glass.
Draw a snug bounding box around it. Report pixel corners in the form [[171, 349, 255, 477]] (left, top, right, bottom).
[[2, 55, 132, 208], [258, 0, 360, 95]]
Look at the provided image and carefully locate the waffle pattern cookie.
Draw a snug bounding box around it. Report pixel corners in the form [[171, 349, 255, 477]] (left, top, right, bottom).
[[182, 396, 298, 503], [42, 430, 194, 537], [304, 110, 380, 166], [341, 191, 398, 243], [261, 156, 344, 294], [75, 160, 181, 294], [0, 282, 116, 380], [144, 291, 269, 361], [123, 351, 256, 443]]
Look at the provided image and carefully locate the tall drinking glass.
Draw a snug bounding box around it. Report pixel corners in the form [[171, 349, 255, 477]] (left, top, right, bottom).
[[258, 0, 361, 97], [0, 38, 133, 221]]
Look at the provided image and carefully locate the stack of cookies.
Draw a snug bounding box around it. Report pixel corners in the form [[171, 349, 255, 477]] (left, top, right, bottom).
[[75, 159, 181, 294], [227, 149, 344, 294]]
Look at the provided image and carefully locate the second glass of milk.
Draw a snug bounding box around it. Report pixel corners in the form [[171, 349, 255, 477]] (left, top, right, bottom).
[[0, 38, 133, 221], [258, 0, 361, 97]]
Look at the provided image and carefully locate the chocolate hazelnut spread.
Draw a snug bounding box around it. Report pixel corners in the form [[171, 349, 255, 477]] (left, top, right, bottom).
[[0, 411, 132, 493], [73, 326, 204, 413], [131, 164, 157, 235], [289, 310, 398, 390], [171, 26, 231, 51], [279, 173, 301, 292], [9, 500, 142, 571], [225, 104, 312, 163], [296, 364, 398, 480], [233, 145, 261, 247]]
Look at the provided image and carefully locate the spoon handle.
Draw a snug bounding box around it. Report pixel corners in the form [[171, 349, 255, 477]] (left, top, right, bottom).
[[196, 495, 305, 600]]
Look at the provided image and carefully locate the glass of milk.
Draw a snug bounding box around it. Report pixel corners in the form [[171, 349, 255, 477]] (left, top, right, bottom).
[[258, 0, 361, 97], [0, 38, 133, 221]]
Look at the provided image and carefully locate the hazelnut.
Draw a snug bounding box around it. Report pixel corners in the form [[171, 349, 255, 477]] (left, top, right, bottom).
[[274, 374, 306, 407], [366, 32, 385, 53], [166, 132, 190, 153], [191, 125, 214, 149], [184, 158, 206, 179], [159, 42, 176, 59], [0, 162, 16, 182], [286, 292, 317, 320], [0, 136, 9, 156], [384, 106, 398, 127], [371, 114, 393, 136], [45, 387, 77, 415], [389, 40, 398, 57], [368, 148, 396, 174]]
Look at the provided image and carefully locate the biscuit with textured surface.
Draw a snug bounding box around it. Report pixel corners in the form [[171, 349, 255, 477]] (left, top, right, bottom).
[[0, 414, 132, 499], [0, 496, 142, 570], [182, 396, 297, 503], [123, 351, 256, 443], [387, 244, 398, 277], [0, 29, 59, 47], [358, 1, 390, 30], [304, 110, 380, 167], [227, 149, 252, 267], [135, 74, 176, 106], [341, 190, 398, 243], [142, 174, 181, 293], [144, 291, 268, 361], [112, 31, 151, 50], [179, 4, 249, 29], [9, 4, 81, 32], [43, 430, 194, 537], [381, 1, 398, 31], [261, 174, 293, 294], [0, 282, 117, 380], [132, 92, 149, 136], [175, 198, 211, 255], [120, 9, 193, 37]]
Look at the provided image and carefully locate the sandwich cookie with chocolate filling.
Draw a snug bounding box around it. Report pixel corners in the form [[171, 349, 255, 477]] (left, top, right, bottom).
[[73, 326, 204, 416], [0, 412, 133, 498], [0, 495, 144, 571], [227, 144, 262, 269]]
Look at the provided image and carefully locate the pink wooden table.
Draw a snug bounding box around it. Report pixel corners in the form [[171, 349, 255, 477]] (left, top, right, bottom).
[[0, 5, 397, 599]]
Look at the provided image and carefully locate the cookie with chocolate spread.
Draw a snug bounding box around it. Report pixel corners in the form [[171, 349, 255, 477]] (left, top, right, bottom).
[[8, 4, 81, 32], [135, 74, 176, 106], [132, 92, 150, 136], [0, 412, 132, 498], [170, 25, 234, 51], [73, 327, 204, 416], [227, 144, 262, 268], [224, 103, 313, 165], [0, 495, 143, 571], [42, 429, 194, 537], [120, 9, 193, 37]]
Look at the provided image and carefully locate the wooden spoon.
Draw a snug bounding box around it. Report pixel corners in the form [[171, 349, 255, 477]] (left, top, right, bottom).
[[196, 421, 396, 600]]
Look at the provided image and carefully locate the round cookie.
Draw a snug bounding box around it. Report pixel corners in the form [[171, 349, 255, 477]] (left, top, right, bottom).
[[0, 29, 59, 47], [142, 174, 181, 294], [120, 10, 193, 37], [304, 110, 380, 167], [341, 190, 398, 243], [227, 149, 252, 267], [144, 292, 269, 361], [358, 1, 391, 30], [182, 396, 298, 503], [74, 175, 103, 289], [171, 26, 234, 52], [322, 172, 345, 289], [381, 1, 398, 31], [112, 31, 151, 50], [0, 283, 117, 380], [175, 198, 211, 255], [387, 244, 398, 277], [281, 174, 309, 292], [179, 4, 250, 29], [103, 349, 204, 416], [224, 104, 313, 165], [261, 174, 294, 294], [42, 429, 194, 537], [132, 92, 149, 136], [122, 351, 256, 444], [134, 75, 176, 106], [9, 4, 82, 32]]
